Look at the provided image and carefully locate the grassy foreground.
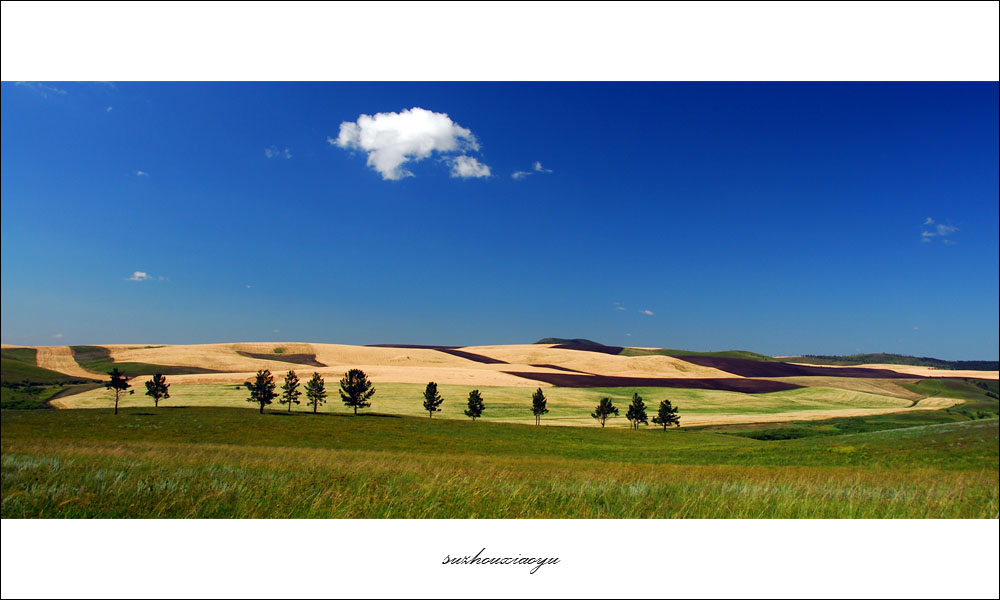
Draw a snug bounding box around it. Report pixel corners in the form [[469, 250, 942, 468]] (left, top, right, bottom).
[[2, 407, 996, 518]]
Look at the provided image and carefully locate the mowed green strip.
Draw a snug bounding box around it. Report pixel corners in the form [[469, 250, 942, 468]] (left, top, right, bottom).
[[60, 381, 914, 426], [1, 408, 996, 518]]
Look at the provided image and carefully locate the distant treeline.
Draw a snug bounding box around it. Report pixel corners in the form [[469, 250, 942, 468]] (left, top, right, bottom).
[[785, 353, 998, 371]]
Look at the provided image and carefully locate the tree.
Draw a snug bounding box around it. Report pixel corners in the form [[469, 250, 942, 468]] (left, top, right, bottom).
[[464, 389, 485, 421], [106, 367, 131, 415], [531, 387, 548, 425], [144, 373, 170, 408], [280, 370, 301, 412], [245, 369, 277, 414], [305, 372, 327, 414], [652, 398, 681, 431], [625, 392, 648, 430], [340, 368, 375, 415], [591, 396, 619, 428], [422, 381, 444, 418]]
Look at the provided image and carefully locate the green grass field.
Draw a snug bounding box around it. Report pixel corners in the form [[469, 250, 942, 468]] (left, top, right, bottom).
[[1, 348, 98, 409], [1, 406, 996, 518], [59, 380, 919, 426]]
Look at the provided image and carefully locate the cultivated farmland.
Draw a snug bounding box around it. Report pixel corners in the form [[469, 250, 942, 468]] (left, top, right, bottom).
[[2, 340, 997, 518]]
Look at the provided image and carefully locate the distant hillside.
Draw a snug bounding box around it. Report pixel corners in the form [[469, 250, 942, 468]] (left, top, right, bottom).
[[783, 353, 998, 371], [1, 348, 96, 385], [535, 338, 607, 347], [621, 348, 777, 362]]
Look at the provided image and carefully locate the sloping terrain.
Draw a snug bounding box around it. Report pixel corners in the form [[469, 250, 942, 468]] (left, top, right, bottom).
[[670, 355, 923, 379]]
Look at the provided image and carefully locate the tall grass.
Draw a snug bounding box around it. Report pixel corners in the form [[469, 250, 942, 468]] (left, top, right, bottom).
[[2, 408, 996, 518]]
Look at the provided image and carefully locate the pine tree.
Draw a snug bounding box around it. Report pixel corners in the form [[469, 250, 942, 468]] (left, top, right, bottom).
[[422, 381, 444, 418], [591, 396, 619, 427], [305, 372, 327, 414], [464, 389, 485, 421], [144, 373, 170, 408], [340, 368, 376, 415], [531, 387, 548, 425], [625, 392, 648, 430], [280, 370, 301, 412], [106, 367, 131, 415], [245, 369, 277, 414], [652, 398, 681, 431]]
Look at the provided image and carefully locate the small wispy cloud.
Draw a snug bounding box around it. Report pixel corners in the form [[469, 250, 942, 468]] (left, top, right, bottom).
[[125, 271, 166, 282], [332, 107, 488, 180], [614, 301, 627, 311], [921, 218, 958, 244], [15, 81, 68, 98], [265, 145, 292, 159], [512, 161, 553, 180], [640, 309, 655, 316], [136, 170, 148, 177], [53, 333, 64, 339], [450, 155, 491, 178], [106, 106, 113, 112]]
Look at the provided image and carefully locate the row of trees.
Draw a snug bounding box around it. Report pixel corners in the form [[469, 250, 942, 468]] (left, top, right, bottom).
[[106, 367, 168, 415], [592, 392, 680, 431], [105, 367, 680, 429]]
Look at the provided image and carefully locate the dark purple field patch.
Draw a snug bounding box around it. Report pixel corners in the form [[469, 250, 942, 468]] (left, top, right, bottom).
[[529, 363, 594, 374], [670, 355, 919, 379], [502, 372, 803, 393]]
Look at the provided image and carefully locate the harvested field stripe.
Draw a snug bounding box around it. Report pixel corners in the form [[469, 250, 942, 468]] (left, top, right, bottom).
[[235, 351, 325, 367], [501, 372, 802, 393], [365, 344, 509, 364], [671, 355, 922, 379], [35, 346, 103, 378]]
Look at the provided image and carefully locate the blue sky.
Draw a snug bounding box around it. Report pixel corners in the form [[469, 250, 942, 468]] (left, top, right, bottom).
[[1, 82, 997, 359]]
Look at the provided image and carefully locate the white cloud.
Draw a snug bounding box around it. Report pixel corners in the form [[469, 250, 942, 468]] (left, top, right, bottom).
[[614, 301, 626, 311], [15, 82, 67, 97], [136, 170, 148, 177], [450, 155, 491, 178], [512, 161, 553, 180], [640, 309, 655, 316], [332, 107, 487, 180], [106, 106, 113, 112], [921, 218, 958, 244], [127, 271, 152, 281], [53, 333, 64, 339], [265, 145, 292, 159]]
